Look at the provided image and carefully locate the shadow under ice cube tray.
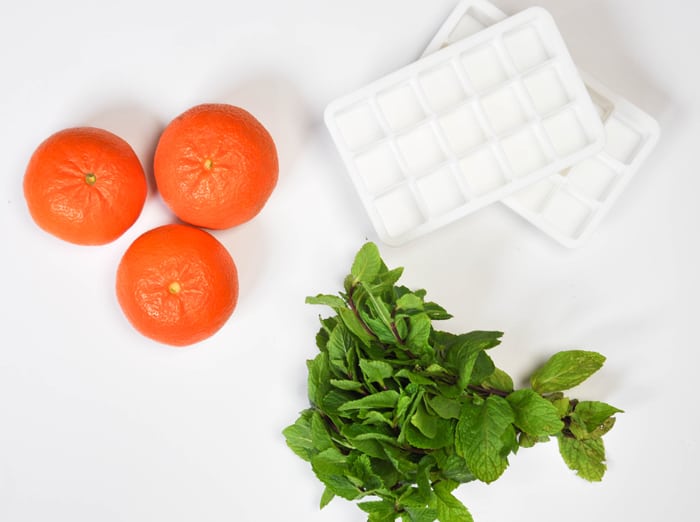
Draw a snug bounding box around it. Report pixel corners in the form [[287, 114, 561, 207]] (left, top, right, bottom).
[[325, 6, 605, 246]]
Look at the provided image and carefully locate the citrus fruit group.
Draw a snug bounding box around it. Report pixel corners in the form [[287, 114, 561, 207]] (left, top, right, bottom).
[[116, 224, 239, 347], [153, 103, 279, 229], [23, 127, 147, 245]]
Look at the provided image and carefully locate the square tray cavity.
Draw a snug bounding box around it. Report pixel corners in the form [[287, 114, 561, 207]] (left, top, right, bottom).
[[424, 0, 660, 247], [325, 6, 605, 246]]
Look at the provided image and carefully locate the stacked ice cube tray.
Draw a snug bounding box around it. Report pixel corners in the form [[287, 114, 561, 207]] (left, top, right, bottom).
[[324, 7, 605, 246], [423, 0, 660, 247], [324, 2, 659, 247]]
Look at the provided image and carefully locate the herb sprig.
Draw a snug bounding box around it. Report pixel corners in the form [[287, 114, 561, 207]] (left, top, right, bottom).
[[284, 243, 622, 522]]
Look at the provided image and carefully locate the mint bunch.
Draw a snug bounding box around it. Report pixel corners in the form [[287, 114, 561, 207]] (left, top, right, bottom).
[[284, 243, 622, 522]]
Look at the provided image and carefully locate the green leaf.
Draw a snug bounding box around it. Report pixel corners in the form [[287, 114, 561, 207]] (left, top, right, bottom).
[[340, 423, 391, 458], [351, 242, 382, 284], [396, 292, 424, 311], [518, 432, 549, 448], [350, 453, 383, 491], [469, 352, 495, 386], [374, 266, 404, 289], [571, 401, 623, 432], [311, 448, 362, 500], [327, 324, 352, 375], [359, 410, 394, 427], [338, 307, 374, 346], [319, 486, 335, 509], [569, 416, 617, 440], [405, 417, 454, 450], [434, 480, 474, 522], [403, 506, 439, 522], [360, 359, 394, 384], [480, 367, 514, 393], [315, 326, 330, 352], [414, 455, 437, 505], [395, 369, 437, 387], [551, 397, 570, 418], [307, 353, 331, 406], [339, 390, 400, 411], [425, 395, 462, 420], [506, 389, 565, 437], [568, 401, 621, 440], [500, 424, 519, 457], [395, 391, 414, 425], [455, 396, 515, 483], [406, 313, 432, 352], [363, 285, 395, 332], [439, 331, 502, 390], [359, 500, 397, 521], [424, 301, 452, 320], [410, 401, 438, 438], [329, 379, 364, 391], [557, 436, 607, 482], [306, 293, 347, 311], [311, 411, 334, 452], [282, 410, 314, 461], [530, 350, 606, 393], [435, 452, 475, 483], [321, 389, 358, 416], [364, 314, 398, 345]]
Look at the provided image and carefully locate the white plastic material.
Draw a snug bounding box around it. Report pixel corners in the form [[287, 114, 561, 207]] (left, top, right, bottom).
[[325, 7, 605, 246], [424, 0, 661, 247]]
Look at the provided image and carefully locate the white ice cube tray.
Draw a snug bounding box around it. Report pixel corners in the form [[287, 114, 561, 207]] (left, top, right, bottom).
[[424, 0, 660, 247], [325, 7, 605, 246]]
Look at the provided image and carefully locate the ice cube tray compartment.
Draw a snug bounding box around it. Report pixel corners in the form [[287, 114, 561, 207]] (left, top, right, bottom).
[[325, 6, 605, 245], [424, 0, 660, 248]]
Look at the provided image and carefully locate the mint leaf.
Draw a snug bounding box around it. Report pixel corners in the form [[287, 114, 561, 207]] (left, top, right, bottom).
[[311, 448, 363, 500], [397, 292, 424, 312], [406, 313, 432, 352], [358, 500, 397, 521], [426, 395, 462, 420], [327, 324, 352, 375], [480, 367, 514, 393], [434, 480, 473, 522], [363, 285, 395, 332], [456, 396, 515, 483], [434, 453, 475, 484], [350, 452, 383, 491], [568, 401, 621, 440], [530, 350, 606, 393], [306, 293, 347, 311], [338, 307, 373, 346], [330, 379, 364, 391], [282, 410, 314, 461], [506, 389, 564, 437], [469, 352, 495, 386], [307, 353, 330, 406], [360, 359, 394, 384], [403, 506, 439, 522], [410, 401, 439, 438], [311, 411, 334, 452], [319, 487, 335, 509], [424, 301, 452, 320], [557, 436, 607, 481], [339, 390, 400, 412], [571, 401, 623, 432], [351, 242, 382, 284], [405, 419, 454, 450], [440, 331, 502, 390], [287, 242, 621, 522]]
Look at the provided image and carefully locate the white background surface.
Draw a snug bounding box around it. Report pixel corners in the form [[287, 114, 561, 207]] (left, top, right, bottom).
[[0, 1, 697, 521]]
